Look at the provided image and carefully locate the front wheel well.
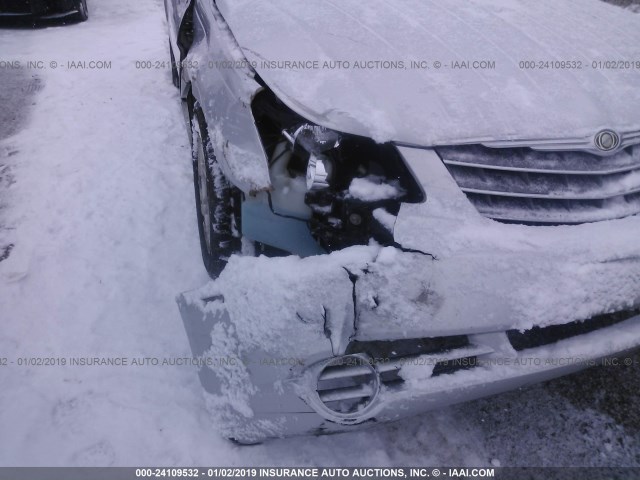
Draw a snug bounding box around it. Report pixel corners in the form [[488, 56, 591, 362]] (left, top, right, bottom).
[[185, 86, 195, 124], [177, 0, 196, 62]]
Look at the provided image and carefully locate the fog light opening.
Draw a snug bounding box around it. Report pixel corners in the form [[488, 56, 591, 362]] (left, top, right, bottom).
[[314, 354, 380, 423]]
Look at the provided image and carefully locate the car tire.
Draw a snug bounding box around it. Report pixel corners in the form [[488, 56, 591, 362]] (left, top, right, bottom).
[[74, 0, 88, 21], [169, 43, 180, 88], [191, 104, 242, 278]]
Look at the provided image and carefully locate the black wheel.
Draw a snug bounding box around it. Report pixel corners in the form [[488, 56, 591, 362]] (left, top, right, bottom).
[[191, 105, 242, 278], [74, 0, 88, 21], [169, 42, 180, 88]]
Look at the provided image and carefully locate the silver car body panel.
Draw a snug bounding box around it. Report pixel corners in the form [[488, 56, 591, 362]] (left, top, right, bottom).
[[178, 292, 640, 444], [165, 0, 640, 441], [216, 0, 640, 150], [177, 144, 640, 441], [167, 0, 640, 190], [167, 0, 272, 194], [177, 219, 640, 442]]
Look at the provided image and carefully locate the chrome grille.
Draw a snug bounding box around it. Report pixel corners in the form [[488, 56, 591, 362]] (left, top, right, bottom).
[[438, 144, 640, 224]]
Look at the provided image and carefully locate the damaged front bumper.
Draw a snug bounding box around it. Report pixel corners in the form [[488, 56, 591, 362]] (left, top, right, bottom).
[[177, 146, 640, 443]]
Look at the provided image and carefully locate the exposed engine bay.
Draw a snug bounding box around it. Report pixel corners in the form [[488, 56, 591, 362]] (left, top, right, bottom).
[[252, 89, 425, 251]]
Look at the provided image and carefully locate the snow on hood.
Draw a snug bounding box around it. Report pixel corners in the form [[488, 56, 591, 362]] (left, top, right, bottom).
[[217, 0, 640, 145]]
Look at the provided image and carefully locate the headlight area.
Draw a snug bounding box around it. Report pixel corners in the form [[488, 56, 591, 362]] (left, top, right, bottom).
[[252, 89, 425, 252]]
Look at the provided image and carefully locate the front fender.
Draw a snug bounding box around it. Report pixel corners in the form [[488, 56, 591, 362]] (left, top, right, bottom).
[[183, 1, 271, 194]]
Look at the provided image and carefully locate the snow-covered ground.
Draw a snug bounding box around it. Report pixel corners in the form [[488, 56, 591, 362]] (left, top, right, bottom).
[[0, 0, 639, 467]]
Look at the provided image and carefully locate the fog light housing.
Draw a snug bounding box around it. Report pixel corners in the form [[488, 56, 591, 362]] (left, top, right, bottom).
[[312, 354, 380, 424]]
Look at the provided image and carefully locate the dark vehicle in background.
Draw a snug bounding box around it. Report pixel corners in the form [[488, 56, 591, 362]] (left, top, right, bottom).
[[0, 0, 88, 22]]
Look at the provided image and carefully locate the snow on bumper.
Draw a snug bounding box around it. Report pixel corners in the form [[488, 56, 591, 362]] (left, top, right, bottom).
[[176, 146, 640, 442], [177, 241, 640, 442]]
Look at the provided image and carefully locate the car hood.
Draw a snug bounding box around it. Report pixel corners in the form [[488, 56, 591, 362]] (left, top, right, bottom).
[[217, 0, 640, 146]]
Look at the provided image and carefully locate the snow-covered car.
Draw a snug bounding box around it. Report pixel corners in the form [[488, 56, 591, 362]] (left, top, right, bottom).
[[0, 0, 87, 22], [167, 0, 640, 443]]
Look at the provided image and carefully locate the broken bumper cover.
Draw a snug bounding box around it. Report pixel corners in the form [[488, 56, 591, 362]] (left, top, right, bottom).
[[176, 245, 640, 443], [177, 146, 640, 442]]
